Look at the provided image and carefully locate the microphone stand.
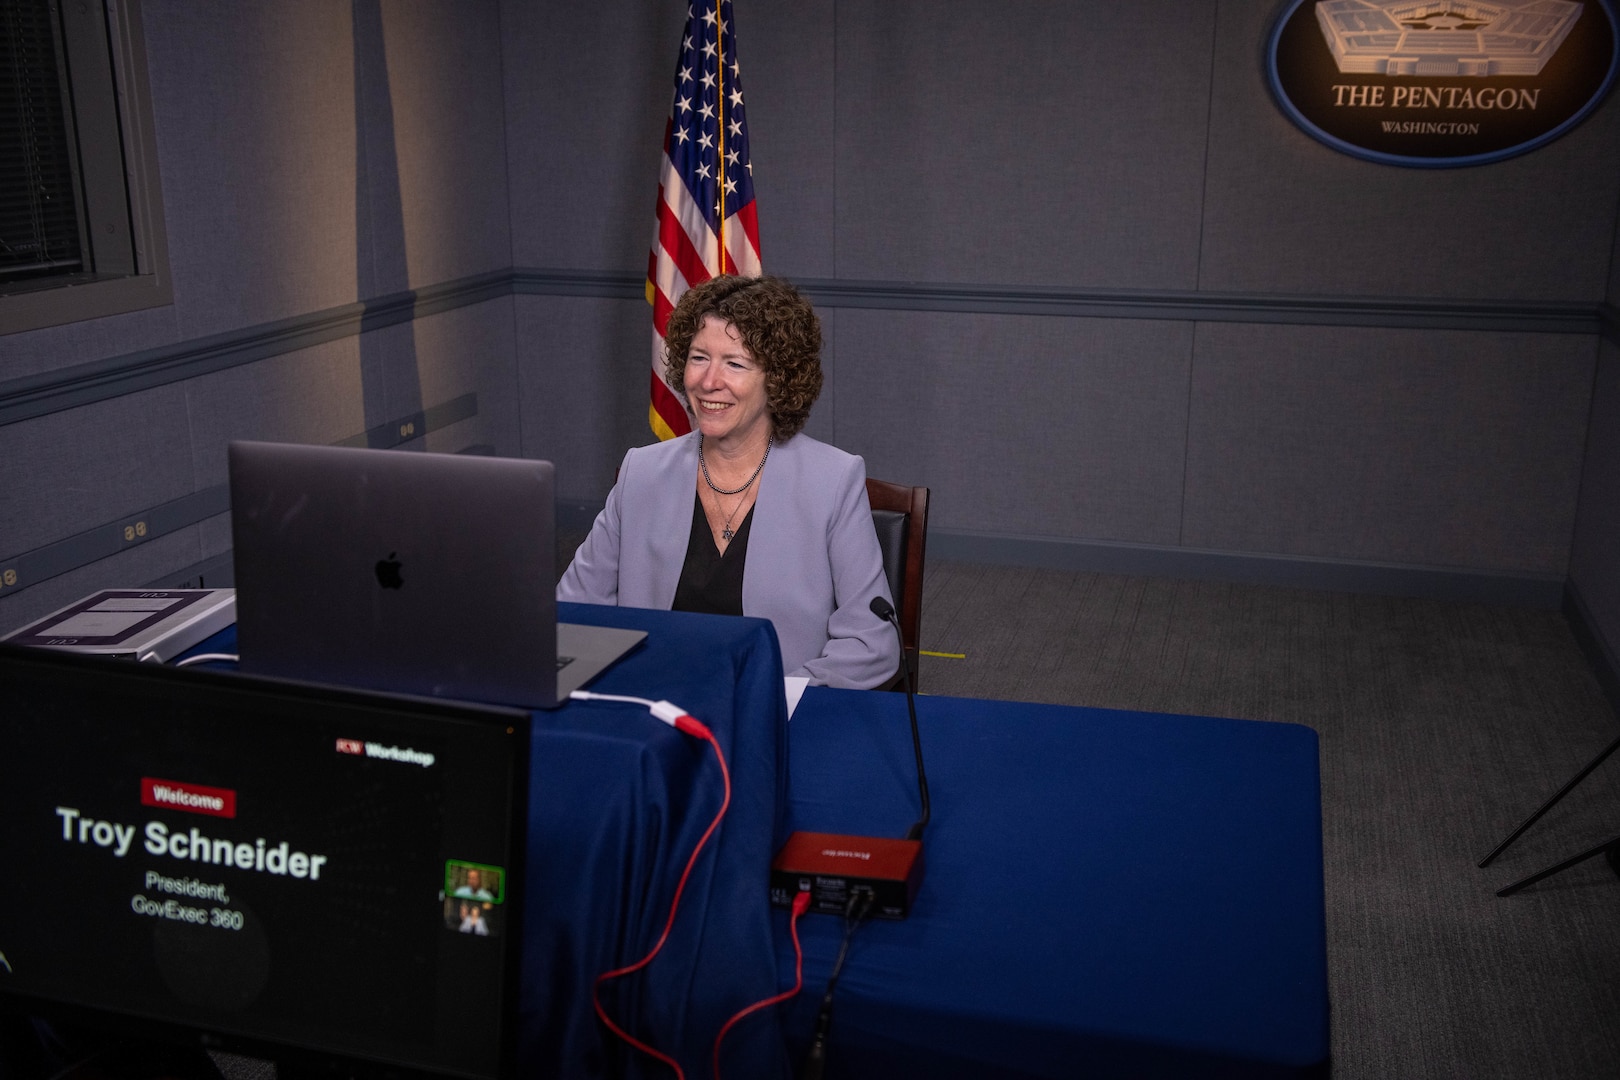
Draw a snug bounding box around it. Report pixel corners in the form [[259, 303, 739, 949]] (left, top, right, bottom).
[[800, 598, 931, 1078], [870, 595, 930, 840]]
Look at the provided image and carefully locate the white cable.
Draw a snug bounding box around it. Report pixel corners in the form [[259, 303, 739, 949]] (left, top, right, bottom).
[[571, 689, 655, 708], [174, 652, 239, 668], [570, 690, 688, 727]]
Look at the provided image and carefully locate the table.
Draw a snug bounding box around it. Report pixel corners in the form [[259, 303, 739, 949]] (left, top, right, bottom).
[[776, 688, 1330, 1079], [179, 612, 1328, 1078]]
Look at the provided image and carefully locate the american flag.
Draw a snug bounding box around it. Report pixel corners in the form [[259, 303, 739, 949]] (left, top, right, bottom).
[[645, 0, 762, 441]]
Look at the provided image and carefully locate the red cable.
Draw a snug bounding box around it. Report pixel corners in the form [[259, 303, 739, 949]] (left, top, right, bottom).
[[711, 888, 812, 1080], [592, 715, 731, 1079]]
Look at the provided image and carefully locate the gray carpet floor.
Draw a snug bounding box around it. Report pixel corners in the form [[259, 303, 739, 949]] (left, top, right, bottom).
[[915, 559, 1620, 1079]]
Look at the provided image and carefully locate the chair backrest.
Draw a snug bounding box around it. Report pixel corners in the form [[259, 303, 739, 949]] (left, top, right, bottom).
[[865, 477, 930, 692]]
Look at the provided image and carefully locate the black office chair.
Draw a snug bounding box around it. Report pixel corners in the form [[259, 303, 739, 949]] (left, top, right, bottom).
[[866, 477, 930, 693]]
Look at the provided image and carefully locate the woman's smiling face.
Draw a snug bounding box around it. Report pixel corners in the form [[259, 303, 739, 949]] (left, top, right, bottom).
[[683, 314, 770, 449]]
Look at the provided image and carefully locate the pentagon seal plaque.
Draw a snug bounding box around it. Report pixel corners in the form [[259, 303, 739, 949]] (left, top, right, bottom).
[[1267, 0, 1619, 166]]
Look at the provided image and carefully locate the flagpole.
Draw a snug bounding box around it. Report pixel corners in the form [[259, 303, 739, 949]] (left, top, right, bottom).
[[716, 2, 726, 274]]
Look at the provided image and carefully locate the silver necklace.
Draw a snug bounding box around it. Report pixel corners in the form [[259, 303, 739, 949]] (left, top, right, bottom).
[[699, 434, 771, 495], [700, 435, 771, 541], [717, 496, 747, 543]]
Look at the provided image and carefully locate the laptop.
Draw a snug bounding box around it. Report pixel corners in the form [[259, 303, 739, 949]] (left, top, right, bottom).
[[228, 440, 643, 708]]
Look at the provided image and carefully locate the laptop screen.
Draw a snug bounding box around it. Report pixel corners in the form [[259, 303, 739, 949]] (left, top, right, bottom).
[[0, 643, 531, 1080]]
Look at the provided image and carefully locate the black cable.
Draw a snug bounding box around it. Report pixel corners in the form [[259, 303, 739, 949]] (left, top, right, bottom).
[[800, 890, 873, 1080]]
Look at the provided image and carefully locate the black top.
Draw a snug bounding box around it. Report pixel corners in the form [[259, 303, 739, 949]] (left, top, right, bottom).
[[672, 491, 754, 616]]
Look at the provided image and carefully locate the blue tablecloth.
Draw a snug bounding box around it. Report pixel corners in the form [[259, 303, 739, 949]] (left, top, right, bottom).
[[776, 688, 1330, 1079], [525, 602, 791, 1079], [179, 615, 1326, 1078]]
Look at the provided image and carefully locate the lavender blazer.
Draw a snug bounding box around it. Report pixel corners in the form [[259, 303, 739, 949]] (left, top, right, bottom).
[[557, 432, 899, 689]]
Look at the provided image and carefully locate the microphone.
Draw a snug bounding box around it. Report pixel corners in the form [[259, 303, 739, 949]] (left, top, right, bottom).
[[870, 596, 930, 841]]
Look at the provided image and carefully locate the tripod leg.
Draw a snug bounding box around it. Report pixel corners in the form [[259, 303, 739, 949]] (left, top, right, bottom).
[[1497, 836, 1620, 897], [1478, 733, 1620, 868]]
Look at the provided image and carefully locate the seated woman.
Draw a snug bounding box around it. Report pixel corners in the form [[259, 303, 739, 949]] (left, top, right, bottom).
[[557, 274, 899, 689]]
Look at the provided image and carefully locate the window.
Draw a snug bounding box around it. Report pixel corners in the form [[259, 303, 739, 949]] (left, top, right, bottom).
[[0, 0, 169, 336], [0, 0, 84, 284]]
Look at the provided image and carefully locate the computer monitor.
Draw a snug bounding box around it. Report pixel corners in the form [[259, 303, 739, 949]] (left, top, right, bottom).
[[0, 643, 531, 1080]]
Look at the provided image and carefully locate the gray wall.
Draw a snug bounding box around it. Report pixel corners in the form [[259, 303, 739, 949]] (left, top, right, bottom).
[[1569, 250, 1620, 681], [507, 1, 1618, 588], [3, 1, 1619, 663], [1571, 167, 1620, 669], [0, 0, 518, 631]]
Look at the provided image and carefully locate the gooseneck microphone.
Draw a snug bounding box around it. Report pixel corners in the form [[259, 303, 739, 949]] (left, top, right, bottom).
[[870, 596, 931, 841]]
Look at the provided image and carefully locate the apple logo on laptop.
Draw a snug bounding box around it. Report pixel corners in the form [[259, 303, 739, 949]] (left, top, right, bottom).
[[375, 552, 404, 589]]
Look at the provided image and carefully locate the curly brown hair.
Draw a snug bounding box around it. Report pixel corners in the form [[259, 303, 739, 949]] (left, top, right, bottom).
[[663, 275, 824, 440]]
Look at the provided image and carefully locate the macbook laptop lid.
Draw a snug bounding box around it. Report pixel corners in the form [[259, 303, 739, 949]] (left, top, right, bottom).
[[228, 441, 641, 708]]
